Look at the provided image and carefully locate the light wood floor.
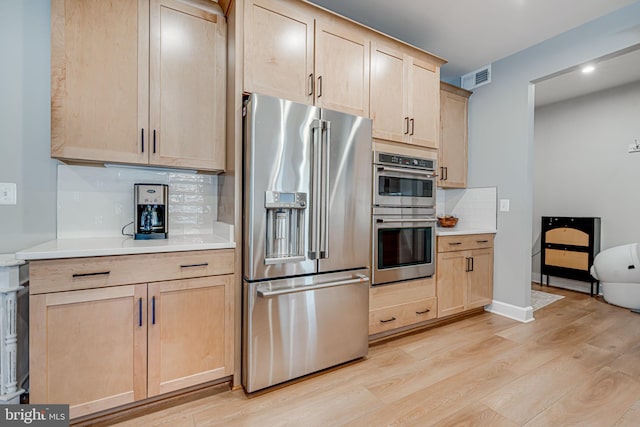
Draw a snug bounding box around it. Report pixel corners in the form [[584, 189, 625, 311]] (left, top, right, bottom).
[[114, 284, 640, 426]]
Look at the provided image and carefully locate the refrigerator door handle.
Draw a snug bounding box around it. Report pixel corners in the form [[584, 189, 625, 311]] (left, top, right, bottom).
[[309, 120, 322, 260], [257, 274, 368, 297], [320, 120, 331, 259]]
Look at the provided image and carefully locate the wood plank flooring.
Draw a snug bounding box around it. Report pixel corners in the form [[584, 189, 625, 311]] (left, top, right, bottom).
[[112, 284, 640, 426]]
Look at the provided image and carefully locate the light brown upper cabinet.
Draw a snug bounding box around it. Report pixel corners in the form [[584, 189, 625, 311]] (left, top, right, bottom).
[[243, 0, 370, 117], [370, 42, 440, 149], [438, 82, 472, 188], [51, 0, 226, 172]]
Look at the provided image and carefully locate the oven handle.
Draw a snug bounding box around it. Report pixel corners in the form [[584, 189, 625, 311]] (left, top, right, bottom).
[[257, 274, 368, 297], [377, 165, 437, 178], [376, 218, 437, 224]]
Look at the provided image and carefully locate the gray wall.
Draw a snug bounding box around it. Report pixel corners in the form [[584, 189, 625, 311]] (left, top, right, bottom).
[[532, 81, 640, 288], [0, 0, 58, 254], [467, 2, 640, 308]]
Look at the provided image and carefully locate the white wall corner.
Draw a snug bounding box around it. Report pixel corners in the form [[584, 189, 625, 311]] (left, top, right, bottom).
[[485, 300, 535, 323]]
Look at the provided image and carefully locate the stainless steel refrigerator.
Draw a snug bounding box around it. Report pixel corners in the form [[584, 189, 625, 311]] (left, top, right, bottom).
[[242, 93, 372, 393]]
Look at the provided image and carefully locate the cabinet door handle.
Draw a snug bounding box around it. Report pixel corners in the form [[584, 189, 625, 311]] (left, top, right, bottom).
[[72, 271, 110, 278], [380, 317, 397, 323], [317, 76, 322, 97], [440, 167, 444, 180], [141, 128, 145, 153], [153, 129, 157, 154], [416, 308, 430, 315], [404, 117, 410, 134], [152, 296, 156, 325], [444, 166, 448, 181], [308, 73, 314, 96], [410, 118, 415, 135], [180, 263, 209, 268], [465, 257, 471, 272], [138, 298, 143, 327], [469, 257, 474, 272]]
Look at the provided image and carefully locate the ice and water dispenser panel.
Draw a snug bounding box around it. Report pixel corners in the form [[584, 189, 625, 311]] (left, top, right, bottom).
[[265, 191, 307, 264]]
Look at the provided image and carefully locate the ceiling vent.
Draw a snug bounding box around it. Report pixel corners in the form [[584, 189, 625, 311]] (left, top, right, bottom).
[[461, 65, 491, 90]]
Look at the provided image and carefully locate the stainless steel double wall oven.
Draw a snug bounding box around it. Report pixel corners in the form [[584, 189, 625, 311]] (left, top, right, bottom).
[[372, 152, 437, 285]]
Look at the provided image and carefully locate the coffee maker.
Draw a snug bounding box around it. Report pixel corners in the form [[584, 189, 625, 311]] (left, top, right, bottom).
[[134, 184, 169, 240]]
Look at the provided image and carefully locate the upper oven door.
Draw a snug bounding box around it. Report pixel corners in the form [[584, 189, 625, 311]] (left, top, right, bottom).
[[373, 165, 436, 208]]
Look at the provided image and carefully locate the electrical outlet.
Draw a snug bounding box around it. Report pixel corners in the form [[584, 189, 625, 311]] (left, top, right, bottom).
[[499, 199, 510, 212], [0, 182, 17, 205]]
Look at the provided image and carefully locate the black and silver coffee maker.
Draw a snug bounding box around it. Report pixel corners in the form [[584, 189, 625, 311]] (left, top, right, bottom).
[[134, 184, 169, 240]]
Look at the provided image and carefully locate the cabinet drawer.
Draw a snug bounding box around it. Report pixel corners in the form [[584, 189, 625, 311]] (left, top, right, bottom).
[[29, 249, 235, 294], [369, 297, 437, 335], [545, 227, 589, 247], [369, 277, 435, 310], [545, 249, 589, 271], [437, 234, 494, 253]]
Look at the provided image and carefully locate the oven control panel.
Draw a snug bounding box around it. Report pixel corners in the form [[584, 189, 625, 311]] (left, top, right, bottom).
[[376, 152, 435, 170]]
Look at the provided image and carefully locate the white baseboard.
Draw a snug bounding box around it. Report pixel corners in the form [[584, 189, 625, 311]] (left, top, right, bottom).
[[485, 300, 535, 323]]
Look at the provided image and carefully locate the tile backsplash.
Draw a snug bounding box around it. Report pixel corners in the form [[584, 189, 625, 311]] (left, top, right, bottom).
[[438, 187, 497, 231], [57, 165, 218, 238]]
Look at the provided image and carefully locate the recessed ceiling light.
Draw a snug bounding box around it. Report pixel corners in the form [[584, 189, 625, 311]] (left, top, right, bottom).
[[582, 65, 595, 74]]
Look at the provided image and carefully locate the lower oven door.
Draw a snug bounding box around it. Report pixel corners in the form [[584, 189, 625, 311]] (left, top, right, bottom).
[[373, 214, 436, 285]]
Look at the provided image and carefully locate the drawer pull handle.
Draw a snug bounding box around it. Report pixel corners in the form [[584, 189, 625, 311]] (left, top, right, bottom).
[[152, 296, 156, 325], [477, 240, 489, 243], [180, 263, 209, 268], [448, 242, 462, 246], [380, 317, 397, 323], [138, 298, 143, 327], [72, 271, 110, 278], [416, 309, 431, 315]]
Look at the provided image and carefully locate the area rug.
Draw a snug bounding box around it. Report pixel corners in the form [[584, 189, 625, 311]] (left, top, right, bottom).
[[531, 289, 564, 311]]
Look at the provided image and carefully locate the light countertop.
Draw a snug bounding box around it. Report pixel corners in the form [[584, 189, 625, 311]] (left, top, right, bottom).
[[436, 228, 498, 237], [15, 234, 235, 260]]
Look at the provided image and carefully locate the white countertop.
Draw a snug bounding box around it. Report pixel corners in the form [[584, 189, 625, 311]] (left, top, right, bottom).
[[15, 235, 236, 260], [0, 254, 26, 267], [436, 227, 498, 236]]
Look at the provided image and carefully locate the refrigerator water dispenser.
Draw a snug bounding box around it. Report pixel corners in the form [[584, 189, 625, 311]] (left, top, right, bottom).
[[265, 191, 306, 263]]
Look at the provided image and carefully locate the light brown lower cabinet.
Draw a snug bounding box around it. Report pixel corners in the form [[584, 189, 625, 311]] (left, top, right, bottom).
[[29, 250, 234, 419], [437, 234, 494, 318], [369, 277, 437, 335]]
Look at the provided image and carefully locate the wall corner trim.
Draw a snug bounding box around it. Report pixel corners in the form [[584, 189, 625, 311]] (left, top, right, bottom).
[[485, 300, 535, 323]]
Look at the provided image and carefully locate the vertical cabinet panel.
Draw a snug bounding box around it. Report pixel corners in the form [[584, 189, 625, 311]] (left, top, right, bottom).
[[436, 251, 467, 317], [147, 275, 232, 396], [370, 43, 407, 142], [438, 84, 471, 188], [150, 0, 226, 170], [407, 59, 438, 148], [51, 0, 148, 164], [314, 21, 370, 117], [30, 285, 147, 419], [467, 248, 493, 309], [243, 0, 314, 104]]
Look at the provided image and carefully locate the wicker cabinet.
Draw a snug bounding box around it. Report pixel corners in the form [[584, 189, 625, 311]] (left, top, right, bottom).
[[540, 216, 601, 295]]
